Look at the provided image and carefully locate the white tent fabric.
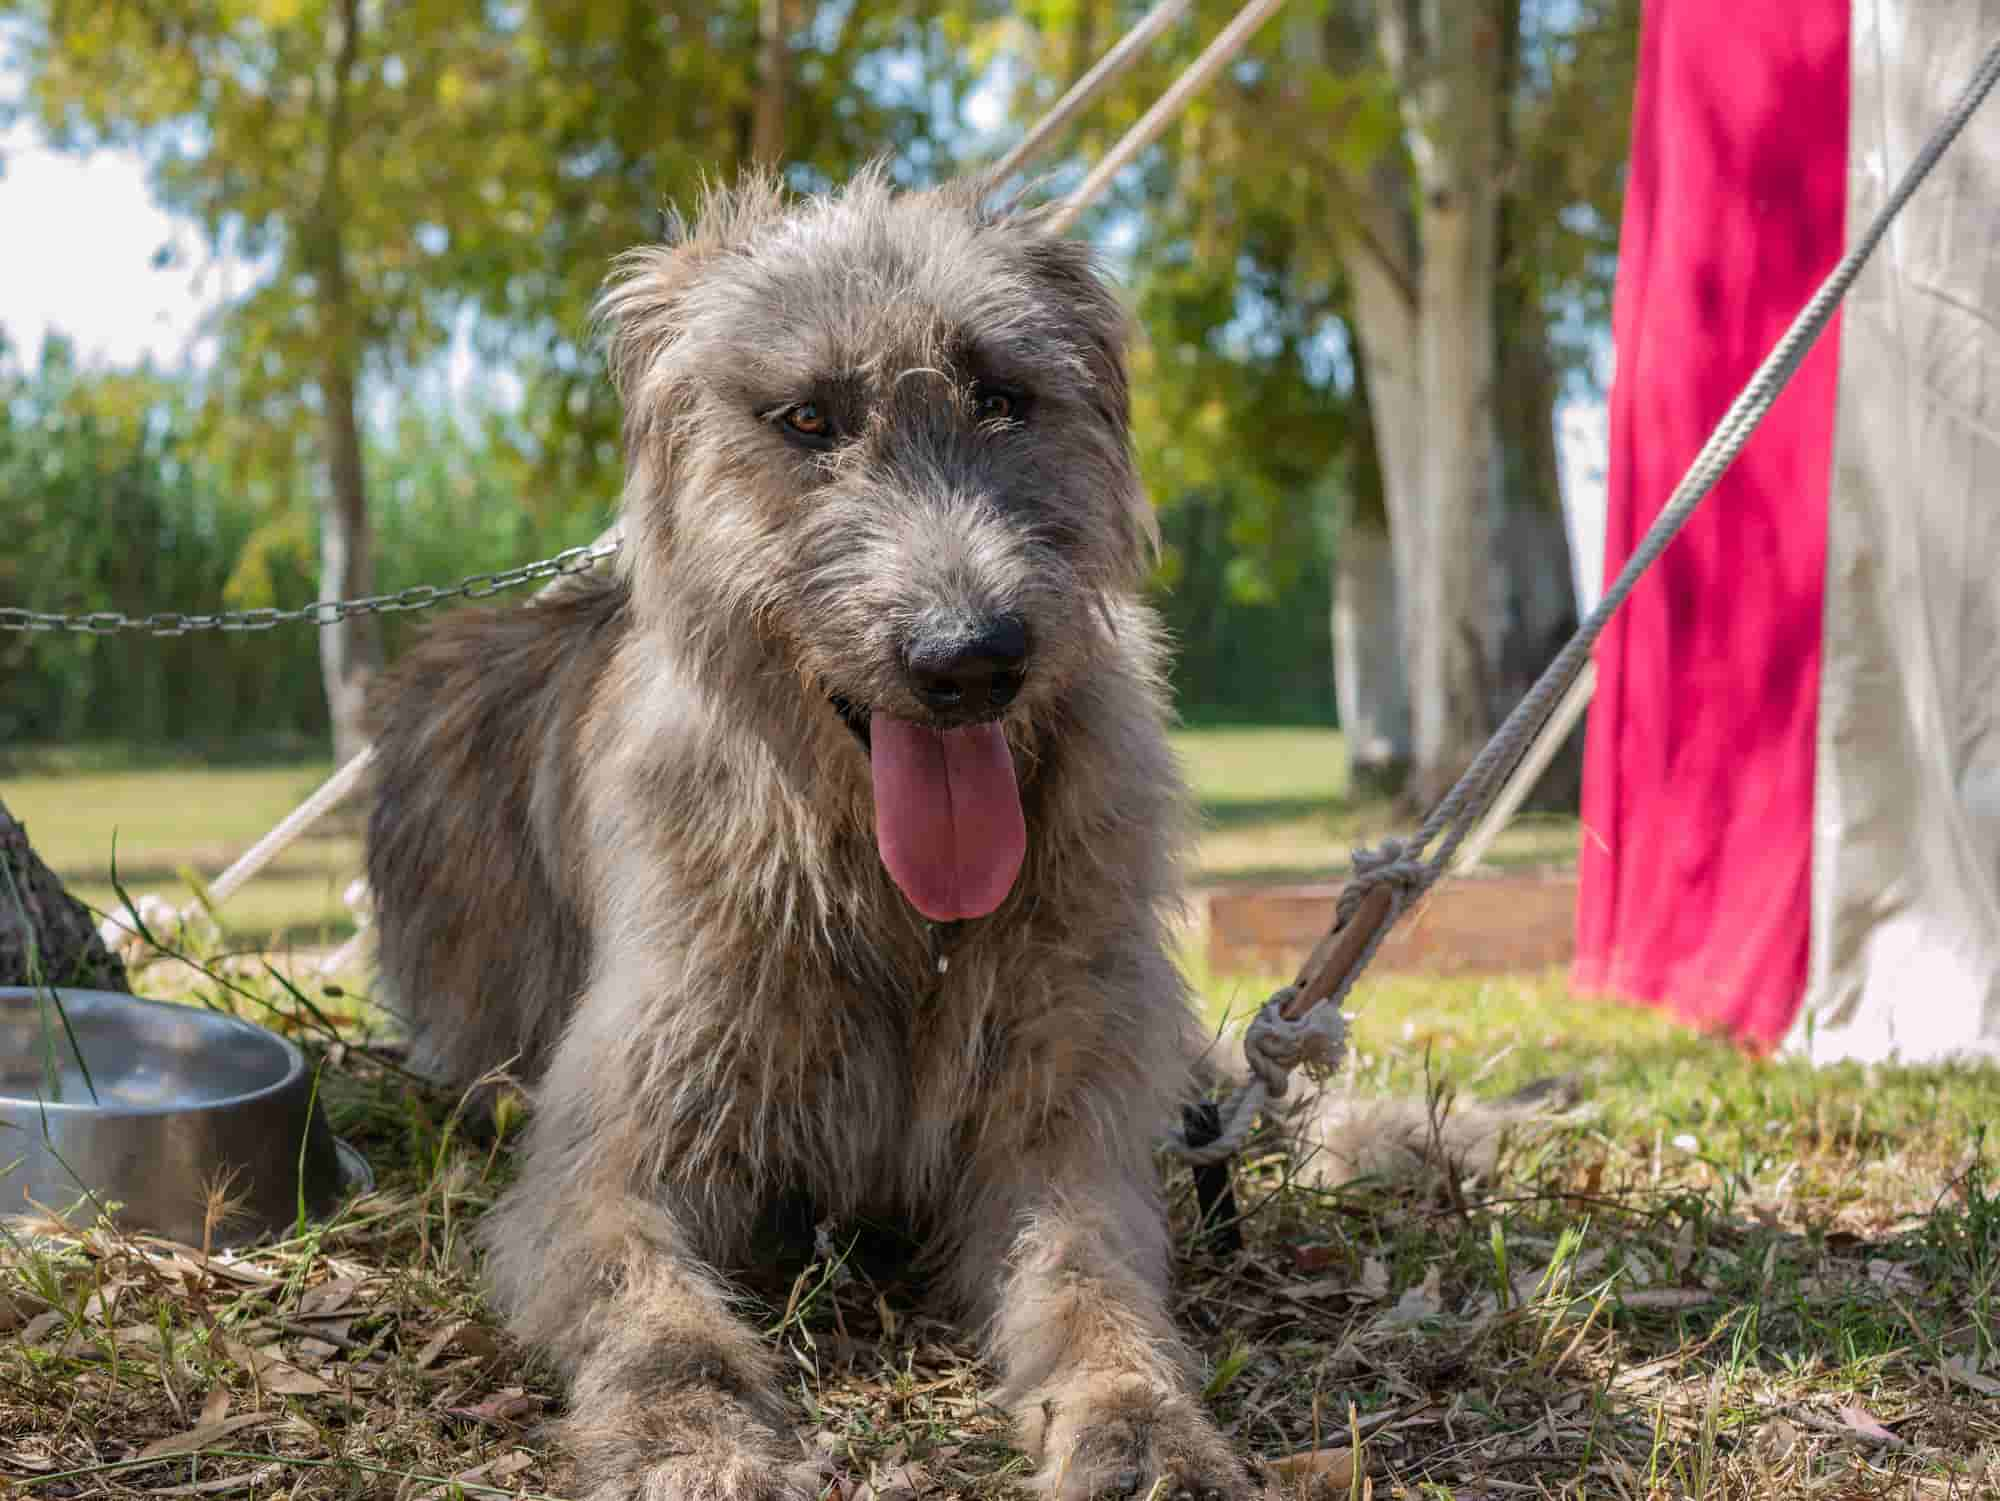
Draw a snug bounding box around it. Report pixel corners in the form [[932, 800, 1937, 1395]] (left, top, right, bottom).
[[1789, 0, 2000, 1064]]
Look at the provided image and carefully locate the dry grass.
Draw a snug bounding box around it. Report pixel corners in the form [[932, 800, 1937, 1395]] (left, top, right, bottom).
[[7, 917, 2000, 1501]]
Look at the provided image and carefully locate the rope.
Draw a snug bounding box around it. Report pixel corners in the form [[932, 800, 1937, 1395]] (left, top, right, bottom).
[[1045, 0, 1287, 237], [987, 0, 1195, 186], [1163, 30, 2000, 1167]]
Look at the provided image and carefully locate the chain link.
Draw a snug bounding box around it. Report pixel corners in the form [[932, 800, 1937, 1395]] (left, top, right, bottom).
[[0, 540, 622, 637]]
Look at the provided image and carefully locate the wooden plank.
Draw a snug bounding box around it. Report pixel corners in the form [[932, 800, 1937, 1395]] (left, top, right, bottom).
[[1203, 869, 1578, 980]]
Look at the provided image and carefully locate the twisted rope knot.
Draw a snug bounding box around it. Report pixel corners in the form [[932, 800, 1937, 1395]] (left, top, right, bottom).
[[1334, 837, 1432, 930], [1241, 985, 1348, 1101]]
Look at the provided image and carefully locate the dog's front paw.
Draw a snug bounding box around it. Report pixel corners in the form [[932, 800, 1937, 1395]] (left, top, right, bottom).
[[572, 1448, 805, 1501], [1030, 1380, 1252, 1501], [562, 1404, 806, 1501]]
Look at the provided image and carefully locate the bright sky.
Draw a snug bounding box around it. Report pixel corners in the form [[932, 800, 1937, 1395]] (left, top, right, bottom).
[[0, 117, 231, 371], [0, 53, 1009, 378]]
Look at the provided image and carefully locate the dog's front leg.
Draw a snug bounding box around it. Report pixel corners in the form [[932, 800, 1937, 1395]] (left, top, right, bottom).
[[956, 1150, 1250, 1501], [480, 997, 803, 1501], [485, 1182, 801, 1501]]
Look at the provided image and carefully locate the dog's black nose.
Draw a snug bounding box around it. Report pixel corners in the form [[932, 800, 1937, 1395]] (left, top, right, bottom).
[[906, 615, 1029, 718]]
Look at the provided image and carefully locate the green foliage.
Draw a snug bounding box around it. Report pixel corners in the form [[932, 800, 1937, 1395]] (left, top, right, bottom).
[[0, 338, 324, 747], [0, 342, 604, 754], [5, 1, 1639, 739]]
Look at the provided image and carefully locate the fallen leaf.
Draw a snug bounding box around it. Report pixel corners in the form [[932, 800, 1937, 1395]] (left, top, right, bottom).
[[148, 1462, 288, 1496], [19, 1310, 64, 1344], [448, 1388, 545, 1427], [866, 1460, 930, 1501], [136, 1412, 270, 1461], [1944, 1355, 2000, 1396], [415, 1319, 502, 1370], [58, 1322, 154, 1358], [295, 1278, 367, 1319], [1670, 1217, 1697, 1275], [1282, 1277, 1351, 1302], [0, 1291, 41, 1333], [1753, 1416, 1799, 1463], [1867, 1258, 1920, 1294], [1291, 1245, 1340, 1273], [198, 1385, 229, 1428], [1267, 1446, 1358, 1493], [1836, 1403, 1899, 1443], [198, 1256, 281, 1289], [1388, 1267, 1443, 1324], [1358, 1257, 1390, 1300], [491, 1451, 536, 1481], [224, 1338, 331, 1396]]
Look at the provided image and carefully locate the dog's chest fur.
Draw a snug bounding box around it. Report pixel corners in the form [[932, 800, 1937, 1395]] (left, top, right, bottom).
[[567, 632, 1155, 1236]]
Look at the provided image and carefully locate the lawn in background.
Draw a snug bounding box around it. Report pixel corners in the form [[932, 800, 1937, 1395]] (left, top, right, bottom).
[[1, 757, 356, 954], [1173, 725, 1578, 883], [4, 728, 1583, 955]]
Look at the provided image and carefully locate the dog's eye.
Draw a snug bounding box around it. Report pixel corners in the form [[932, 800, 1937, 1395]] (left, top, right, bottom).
[[973, 386, 1023, 425], [784, 402, 832, 439]]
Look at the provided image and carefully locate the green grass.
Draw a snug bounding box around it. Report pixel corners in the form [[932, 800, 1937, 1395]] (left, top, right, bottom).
[[3, 759, 355, 953], [1173, 725, 1579, 884], [1, 760, 337, 861]]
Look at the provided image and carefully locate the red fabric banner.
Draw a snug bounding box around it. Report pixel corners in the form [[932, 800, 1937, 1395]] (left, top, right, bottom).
[[1573, 1, 1850, 1048]]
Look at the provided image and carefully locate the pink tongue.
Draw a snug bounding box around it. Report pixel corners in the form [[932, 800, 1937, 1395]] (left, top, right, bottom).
[[869, 714, 1026, 921]]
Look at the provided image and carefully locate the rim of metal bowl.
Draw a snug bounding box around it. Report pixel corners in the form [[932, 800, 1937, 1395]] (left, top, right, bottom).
[[0, 985, 325, 1119]]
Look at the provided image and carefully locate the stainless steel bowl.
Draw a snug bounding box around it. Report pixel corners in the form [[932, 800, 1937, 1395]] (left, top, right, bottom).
[[0, 986, 373, 1248]]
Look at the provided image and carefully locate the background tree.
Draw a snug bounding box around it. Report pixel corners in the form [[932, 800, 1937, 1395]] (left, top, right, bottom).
[[16, 0, 970, 763], [8, 2, 1637, 766], [20, 0, 531, 764], [971, 0, 1633, 803]]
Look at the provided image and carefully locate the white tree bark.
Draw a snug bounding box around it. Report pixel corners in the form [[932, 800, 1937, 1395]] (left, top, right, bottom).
[[312, 0, 382, 771], [1312, 1, 1511, 809], [1332, 233, 1421, 796], [1331, 514, 1411, 796], [1381, 0, 1507, 808]]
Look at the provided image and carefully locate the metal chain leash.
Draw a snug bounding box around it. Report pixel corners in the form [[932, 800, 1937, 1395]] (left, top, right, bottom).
[[0, 539, 622, 638]]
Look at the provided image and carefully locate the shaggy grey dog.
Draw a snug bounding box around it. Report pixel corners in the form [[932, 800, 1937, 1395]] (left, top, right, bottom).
[[365, 168, 1251, 1501]]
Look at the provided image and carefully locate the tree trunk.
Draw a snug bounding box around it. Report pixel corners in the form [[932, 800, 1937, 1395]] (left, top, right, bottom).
[[1381, 0, 1508, 809], [1332, 512, 1411, 798], [0, 799, 130, 993], [313, 0, 381, 770], [752, 0, 787, 166], [1328, 325, 1412, 798], [318, 352, 381, 769]]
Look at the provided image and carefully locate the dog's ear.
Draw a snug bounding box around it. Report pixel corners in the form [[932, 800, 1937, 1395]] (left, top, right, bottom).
[[598, 172, 790, 483], [1014, 229, 1161, 583], [1018, 233, 1132, 433], [597, 236, 709, 474]]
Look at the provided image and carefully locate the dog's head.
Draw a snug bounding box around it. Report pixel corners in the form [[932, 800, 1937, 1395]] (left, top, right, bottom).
[[598, 166, 1154, 922]]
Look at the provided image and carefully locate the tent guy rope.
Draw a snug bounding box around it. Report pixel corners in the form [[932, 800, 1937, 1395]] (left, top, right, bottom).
[[1169, 27, 2000, 1168]]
